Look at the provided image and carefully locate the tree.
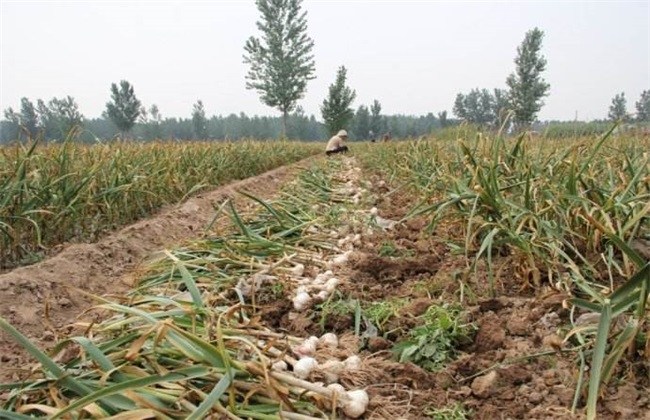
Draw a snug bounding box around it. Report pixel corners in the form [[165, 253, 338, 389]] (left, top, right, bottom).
[[438, 110, 448, 128], [492, 88, 510, 129], [453, 88, 495, 125], [352, 105, 370, 140], [36, 99, 57, 139], [320, 66, 356, 135], [48, 96, 84, 138], [506, 27, 550, 129], [370, 99, 383, 136], [192, 100, 208, 139], [2, 107, 20, 141], [453, 94, 468, 121], [19, 98, 39, 139], [608, 92, 628, 122], [635, 90, 650, 122], [105, 80, 141, 139], [146, 104, 163, 139], [243, 0, 316, 137]]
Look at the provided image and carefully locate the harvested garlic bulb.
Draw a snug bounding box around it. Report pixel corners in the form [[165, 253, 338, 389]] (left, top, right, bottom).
[[318, 333, 339, 348], [293, 336, 319, 357], [293, 357, 318, 379], [292, 292, 311, 311], [343, 389, 369, 418], [271, 360, 288, 371], [344, 355, 362, 370]]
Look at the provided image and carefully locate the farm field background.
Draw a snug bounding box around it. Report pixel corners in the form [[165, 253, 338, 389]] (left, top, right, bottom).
[[1, 132, 649, 419], [0, 140, 322, 269]]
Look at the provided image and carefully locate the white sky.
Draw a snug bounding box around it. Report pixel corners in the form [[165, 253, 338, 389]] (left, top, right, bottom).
[[1, 0, 648, 122]]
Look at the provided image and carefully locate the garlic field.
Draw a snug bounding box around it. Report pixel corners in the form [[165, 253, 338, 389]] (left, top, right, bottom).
[[1, 132, 649, 419]]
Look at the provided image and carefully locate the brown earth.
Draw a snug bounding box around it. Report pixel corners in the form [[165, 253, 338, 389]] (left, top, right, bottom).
[[250, 171, 650, 418], [0, 157, 319, 386]]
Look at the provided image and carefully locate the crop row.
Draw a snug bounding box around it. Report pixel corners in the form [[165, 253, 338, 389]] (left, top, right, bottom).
[[0, 140, 321, 269]]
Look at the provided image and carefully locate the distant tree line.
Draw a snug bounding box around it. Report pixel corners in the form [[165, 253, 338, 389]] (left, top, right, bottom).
[[0, 94, 452, 144]]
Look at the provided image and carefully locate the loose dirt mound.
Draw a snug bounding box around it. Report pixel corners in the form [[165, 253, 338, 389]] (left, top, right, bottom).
[[0, 158, 316, 385]]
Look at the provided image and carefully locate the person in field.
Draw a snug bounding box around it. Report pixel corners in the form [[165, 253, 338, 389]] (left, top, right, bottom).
[[325, 129, 350, 156]]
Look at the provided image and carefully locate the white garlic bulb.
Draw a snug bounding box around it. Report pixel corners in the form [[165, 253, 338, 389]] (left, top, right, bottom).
[[293, 357, 317, 379], [342, 389, 369, 418], [319, 359, 345, 383], [318, 333, 339, 348], [290, 264, 305, 277], [271, 360, 288, 371], [292, 292, 312, 311], [324, 278, 339, 293], [344, 355, 361, 370], [327, 383, 347, 400]]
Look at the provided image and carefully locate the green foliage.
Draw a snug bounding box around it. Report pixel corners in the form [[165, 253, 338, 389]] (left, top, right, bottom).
[[2, 107, 21, 141], [321, 66, 357, 135], [105, 80, 142, 137], [453, 88, 501, 126], [635, 90, 650, 122], [243, 0, 316, 137], [353, 105, 371, 140], [192, 100, 208, 139], [506, 27, 550, 129], [540, 121, 612, 138], [425, 403, 472, 420], [0, 97, 82, 142], [392, 304, 474, 371], [438, 110, 449, 128], [317, 294, 355, 331], [493, 88, 511, 129], [0, 140, 321, 269], [363, 298, 407, 330], [370, 99, 384, 136], [142, 104, 163, 139], [19, 98, 39, 139], [38, 96, 84, 140], [608, 92, 628, 122], [378, 240, 414, 258]]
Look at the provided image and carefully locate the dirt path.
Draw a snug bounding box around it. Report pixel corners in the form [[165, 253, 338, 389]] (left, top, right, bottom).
[[0, 156, 320, 384]]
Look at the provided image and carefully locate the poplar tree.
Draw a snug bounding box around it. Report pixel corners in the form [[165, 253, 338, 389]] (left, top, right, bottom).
[[19, 98, 39, 139], [370, 99, 383, 135], [105, 80, 141, 139], [608, 92, 628, 122], [192, 100, 208, 139], [635, 90, 650, 122], [320, 66, 356, 135], [506, 27, 550, 129], [243, 0, 316, 137]]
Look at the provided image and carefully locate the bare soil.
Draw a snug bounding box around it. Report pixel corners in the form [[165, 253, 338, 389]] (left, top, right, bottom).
[[0, 158, 315, 385], [254, 175, 650, 418]]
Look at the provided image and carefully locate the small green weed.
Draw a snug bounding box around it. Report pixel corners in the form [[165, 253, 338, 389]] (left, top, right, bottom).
[[426, 403, 472, 420], [271, 281, 285, 298], [378, 240, 415, 258], [316, 293, 355, 331], [392, 304, 475, 371], [363, 298, 408, 330]]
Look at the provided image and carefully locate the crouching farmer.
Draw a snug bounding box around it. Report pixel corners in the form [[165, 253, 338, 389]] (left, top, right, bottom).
[[325, 130, 349, 156]]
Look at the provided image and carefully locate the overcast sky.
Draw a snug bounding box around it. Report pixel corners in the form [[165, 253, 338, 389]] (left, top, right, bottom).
[[1, 0, 648, 122]]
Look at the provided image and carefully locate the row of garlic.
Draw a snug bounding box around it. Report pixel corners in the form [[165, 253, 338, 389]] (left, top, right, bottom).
[[270, 333, 369, 418], [285, 161, 368, 417]]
